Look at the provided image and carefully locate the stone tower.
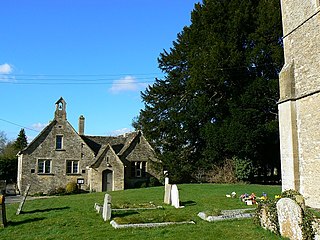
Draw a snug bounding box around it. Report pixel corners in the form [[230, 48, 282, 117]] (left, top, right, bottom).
[[279, 0, 320, 208]]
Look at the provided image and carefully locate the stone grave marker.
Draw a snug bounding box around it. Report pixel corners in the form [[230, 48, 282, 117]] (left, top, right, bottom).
[[16, 184, 31, 215], [276, 198, 303, 240], [0, 194, 7, 228], [102, 193, 112, 221], [164, 183, 172, 204], [164, 177, 169, 185], [171, 184, 180, 208]]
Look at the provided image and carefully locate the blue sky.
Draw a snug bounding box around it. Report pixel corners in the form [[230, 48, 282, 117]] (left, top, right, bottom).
[[0, 0, 200, 142]]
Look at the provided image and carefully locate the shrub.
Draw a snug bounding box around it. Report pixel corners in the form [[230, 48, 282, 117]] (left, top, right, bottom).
[[148, 177, 161, 187], [234, 157, 255, 182], [47, 187, 66, 196], [65, 181, 78, 194], [206, 159, 237, 183], [32, 192, 44, 197], [56, 187, 66, 195], [47, 188, 58, 196]]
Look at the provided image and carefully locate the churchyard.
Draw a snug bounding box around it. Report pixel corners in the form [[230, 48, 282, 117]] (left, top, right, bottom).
[[0, 184, 285, 240]]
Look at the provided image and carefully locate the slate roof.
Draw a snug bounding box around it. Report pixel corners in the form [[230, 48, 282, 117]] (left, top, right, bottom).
[[80, 131, 138, 156]]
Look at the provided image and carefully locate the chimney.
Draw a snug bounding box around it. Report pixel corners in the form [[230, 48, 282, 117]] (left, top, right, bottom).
[[78, 115, 85, 135]]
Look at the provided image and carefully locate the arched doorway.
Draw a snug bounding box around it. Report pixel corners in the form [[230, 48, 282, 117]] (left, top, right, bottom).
[[102, 169, 113, 191]]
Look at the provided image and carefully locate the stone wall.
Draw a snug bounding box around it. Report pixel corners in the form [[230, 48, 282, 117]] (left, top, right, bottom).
[[18, 120, 94, 195], [279, 0, 320, 208], [90, 150, 124, 192], [123, 134, 161, 188]]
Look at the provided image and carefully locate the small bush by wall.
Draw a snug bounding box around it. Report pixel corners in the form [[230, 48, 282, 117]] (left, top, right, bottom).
[[65, 181, 78, 194]]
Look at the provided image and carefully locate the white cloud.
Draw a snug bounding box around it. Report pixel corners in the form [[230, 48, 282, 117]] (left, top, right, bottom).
[[107, 128, 132, 136], [0, 63, 13, 74], [31, 122, 48, 132], [0, 63, 14, 82], [109, 76, 147, 94]]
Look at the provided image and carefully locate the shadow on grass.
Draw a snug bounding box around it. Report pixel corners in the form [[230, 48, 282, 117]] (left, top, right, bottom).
[[180, 200, 196, 206], [7, 217, 46, 226], [112, 210, 139, 218], [20, 206, 70, 214]]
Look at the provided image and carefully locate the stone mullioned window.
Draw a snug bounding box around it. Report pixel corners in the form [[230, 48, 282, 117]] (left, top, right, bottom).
[[38, 159, 52, 174]]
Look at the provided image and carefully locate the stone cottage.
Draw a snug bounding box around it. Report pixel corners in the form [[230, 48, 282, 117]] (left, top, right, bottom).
[[278, 0, 320, 208], [17, 97, 161, 195]]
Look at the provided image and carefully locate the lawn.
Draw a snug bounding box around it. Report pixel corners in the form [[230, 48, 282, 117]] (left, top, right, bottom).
[[0, 184, 286, 240]]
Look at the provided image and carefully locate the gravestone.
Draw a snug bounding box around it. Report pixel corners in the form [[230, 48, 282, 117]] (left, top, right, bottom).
[[164, 183, 172, 204], [276, 198, 303, 240], [164, 177, 169, 185], [171, 184, 180, 208], [16, 184, 31, 215], [0, 195, 7, 228], [102, 193, 112, 221]]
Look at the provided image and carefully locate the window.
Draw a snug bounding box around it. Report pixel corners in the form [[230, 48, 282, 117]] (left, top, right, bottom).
[[66, 160, 79, 174], [131, 161, 146, 178], [56, 135, 63, 149], [38, 159, 51, 174]]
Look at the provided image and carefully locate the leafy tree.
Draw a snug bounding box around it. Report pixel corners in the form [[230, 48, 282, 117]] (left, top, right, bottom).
[[0, 157, 18, 183], [1, 141, 16, 159], [0, 131, 7, 155], [134, 0, 283, 182], [0, 129, 27, 183]]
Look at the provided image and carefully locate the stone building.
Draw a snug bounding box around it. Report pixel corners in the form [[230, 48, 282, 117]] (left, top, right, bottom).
[[17, 97, 161, 195], [278, 0, 320, 208]]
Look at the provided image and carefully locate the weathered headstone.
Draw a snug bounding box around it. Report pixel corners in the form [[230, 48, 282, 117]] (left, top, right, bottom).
[[0, 195, 7, 228], [171, 184, 180, 208], [164, 177, 169, 185], [276, 198, 303, 240], [164, 183, 172, 204], [102, 193, 112, 221], [16, 184, 31, 215]]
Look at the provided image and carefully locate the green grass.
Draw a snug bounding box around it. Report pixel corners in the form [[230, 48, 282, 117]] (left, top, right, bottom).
[[0, 183, 286, 240]]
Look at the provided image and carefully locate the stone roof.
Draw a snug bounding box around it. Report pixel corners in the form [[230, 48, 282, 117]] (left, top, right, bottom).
[[81, 131, 139, 156]]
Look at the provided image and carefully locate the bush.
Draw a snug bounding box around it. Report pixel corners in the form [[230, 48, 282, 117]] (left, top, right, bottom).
[[148, 177, 161, 187], [65, 181, 78, 194], [56, 187, 66, 195], [234, 157, 255, 182], [206, 159, 237, 183], [47, 187, 66, 196], [0, 157, 18, 183]]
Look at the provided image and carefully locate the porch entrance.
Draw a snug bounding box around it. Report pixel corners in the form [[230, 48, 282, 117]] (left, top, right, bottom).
[[102, 169, 113, 191]]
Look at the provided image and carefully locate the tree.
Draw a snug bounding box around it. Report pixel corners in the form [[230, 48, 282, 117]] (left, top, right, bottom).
[[13, 128, 28, 152], [0, 131, 7, 155], [134, 0, 283, 182], [0, 129, 28, 183]]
